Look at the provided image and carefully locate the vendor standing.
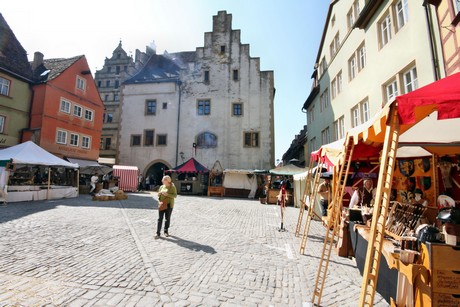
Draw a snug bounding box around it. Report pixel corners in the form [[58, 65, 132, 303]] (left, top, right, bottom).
[[318, 177, 332, 217], [361, 178, 376, 207]]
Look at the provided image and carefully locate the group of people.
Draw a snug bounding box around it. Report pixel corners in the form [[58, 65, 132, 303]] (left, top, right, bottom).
[[317, 176, 376, 220], [317, 174, 429, 221]]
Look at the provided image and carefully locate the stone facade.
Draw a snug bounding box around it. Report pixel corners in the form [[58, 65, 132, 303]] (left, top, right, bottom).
[[118, 11, 274, 181], [94, 42, 151, 161], [302, 0, 443, 164]]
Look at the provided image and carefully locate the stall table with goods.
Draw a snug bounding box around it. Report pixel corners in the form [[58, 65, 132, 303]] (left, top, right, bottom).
[[308, 73, 460, 306]]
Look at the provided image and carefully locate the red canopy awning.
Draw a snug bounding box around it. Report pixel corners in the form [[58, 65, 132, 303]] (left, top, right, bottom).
[[396, 72, 460, 124], [167, 158, 209, 173]]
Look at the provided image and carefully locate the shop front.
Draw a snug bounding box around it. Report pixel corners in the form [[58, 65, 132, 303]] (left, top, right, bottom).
[[307, 72, 460, 306]]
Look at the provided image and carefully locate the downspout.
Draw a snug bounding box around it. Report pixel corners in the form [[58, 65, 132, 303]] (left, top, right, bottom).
[[175, 80, 182, 166], [423, 1, 442, 80]]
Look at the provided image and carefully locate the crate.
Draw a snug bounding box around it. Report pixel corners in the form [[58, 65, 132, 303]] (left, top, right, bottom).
[[432, 292, 460, 307], [429, 243, 460, 294]]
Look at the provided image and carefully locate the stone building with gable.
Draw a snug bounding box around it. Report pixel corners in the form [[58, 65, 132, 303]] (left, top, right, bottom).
[[94, 41, 152, 163], [118, 11, 275, 183]]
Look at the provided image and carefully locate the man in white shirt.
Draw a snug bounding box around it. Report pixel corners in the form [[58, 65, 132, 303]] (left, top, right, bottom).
[[90, 173, 99, 195]]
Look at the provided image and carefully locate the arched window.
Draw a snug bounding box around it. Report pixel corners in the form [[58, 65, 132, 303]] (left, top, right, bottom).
[[196, 132, 217, 148]]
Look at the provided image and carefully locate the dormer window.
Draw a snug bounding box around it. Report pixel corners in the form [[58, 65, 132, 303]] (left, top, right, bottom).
[[76, 76, 86, 91]]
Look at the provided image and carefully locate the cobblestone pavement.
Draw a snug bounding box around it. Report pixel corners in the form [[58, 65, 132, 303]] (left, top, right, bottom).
[[0, 193, 388, 306]]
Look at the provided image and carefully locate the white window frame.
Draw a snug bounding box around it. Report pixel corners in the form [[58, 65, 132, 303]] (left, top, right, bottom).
[[349, 56, 357, 80], [334, 116, 345, 140], [352, 106, 361, 128], [0, 115, 5, 133], [82, 136, 90, 149], [60, 99, 71, 114], [380, 14, 393, 47], [331, 78, 337, 100], [347, 9, 355, 30], [361, 100, 371, 123], [70, 133, 79, 146], [386, 80, 399, 102], [56, 130, 67, 144], [403, 67, 418, 93], [84, 109, 94, 121], [354, 0, 361, 16], [395, 0, 409, 31], [329, 32, 340, 58], [358, 44, 366, 71], [337, 71, 342, 94], [0, 77, 10, 96], [76, 76, 86, 91], [73, 105, 82, 117]]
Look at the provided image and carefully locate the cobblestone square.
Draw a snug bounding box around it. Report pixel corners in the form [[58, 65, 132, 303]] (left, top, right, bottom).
[[0, 193, 387, 306]]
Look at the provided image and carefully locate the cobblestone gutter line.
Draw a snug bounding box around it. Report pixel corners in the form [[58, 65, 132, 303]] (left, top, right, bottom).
[[117, 200, 171, 303]]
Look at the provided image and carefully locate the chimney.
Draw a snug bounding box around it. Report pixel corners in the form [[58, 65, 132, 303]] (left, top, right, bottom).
[[32, 52, 44, 71]]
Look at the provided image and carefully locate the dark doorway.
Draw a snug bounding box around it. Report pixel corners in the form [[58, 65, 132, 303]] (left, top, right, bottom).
[[145, 162, 169, 190]]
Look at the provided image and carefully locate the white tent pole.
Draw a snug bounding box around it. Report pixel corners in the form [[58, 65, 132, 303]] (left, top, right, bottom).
[[47, 167, 51, 200]]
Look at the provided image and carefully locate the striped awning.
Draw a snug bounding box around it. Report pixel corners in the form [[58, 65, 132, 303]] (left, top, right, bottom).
[[113, 165, 139, 192]]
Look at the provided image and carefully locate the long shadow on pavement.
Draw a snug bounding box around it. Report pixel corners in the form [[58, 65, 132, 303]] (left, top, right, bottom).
[[162, 235, 217, 254]]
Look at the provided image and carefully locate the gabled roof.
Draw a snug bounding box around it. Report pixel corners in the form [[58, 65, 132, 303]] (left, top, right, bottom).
[[33, 55, 83, 82], [0, 13, 34, 81], [124, 52, 182, 84], [167, 158, 209, 173], [165, 51, 197, 67]]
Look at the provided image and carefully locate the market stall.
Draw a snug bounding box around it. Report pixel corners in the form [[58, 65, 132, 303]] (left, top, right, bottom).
[[0, 141, 79, 202], [268, 164, 307, 206], [311, 72, 460, 306], [112, 165, 139, 192], [166, 158, 209, 195], [66, 157, 113, 193], [222, 169, 264, 199], [208, 160, 224, 197]]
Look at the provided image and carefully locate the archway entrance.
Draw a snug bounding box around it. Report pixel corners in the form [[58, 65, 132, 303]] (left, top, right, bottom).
[[145, 162, 169, 190]]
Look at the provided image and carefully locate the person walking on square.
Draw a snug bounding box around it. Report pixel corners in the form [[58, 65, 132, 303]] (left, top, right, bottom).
[[278, 180, 288, 231], [318, 176, 332, 218], [155, 175, 177, 238], [90, 172, 99, 195]]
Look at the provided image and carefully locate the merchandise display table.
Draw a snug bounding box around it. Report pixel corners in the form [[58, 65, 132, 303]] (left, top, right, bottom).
[[349, 222, 398, 304]]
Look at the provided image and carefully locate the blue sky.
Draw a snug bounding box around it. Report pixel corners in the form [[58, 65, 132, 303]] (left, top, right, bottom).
[[1, 0, 329, 164]]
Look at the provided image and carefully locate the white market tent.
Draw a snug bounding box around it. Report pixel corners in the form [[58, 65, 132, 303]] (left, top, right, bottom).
[[223, 169, 259, 198], [0, 141, 79, 202], [66, 157, 111, 175], [0, 141, 78, 168]]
